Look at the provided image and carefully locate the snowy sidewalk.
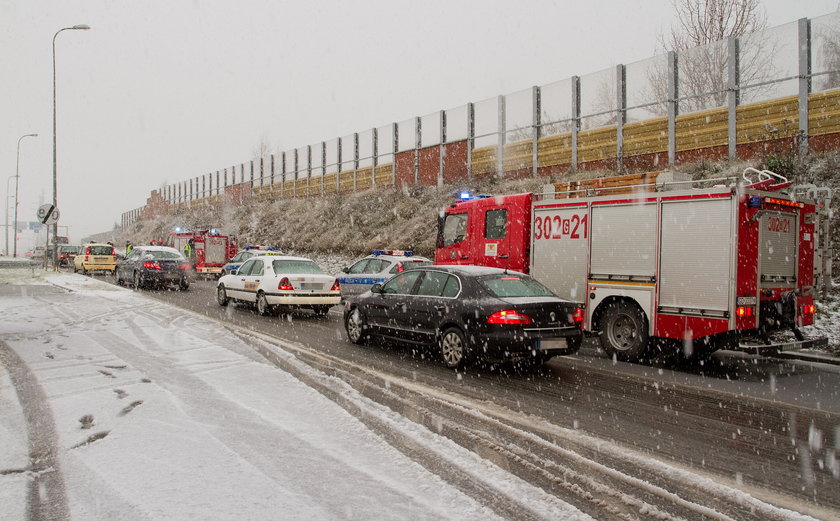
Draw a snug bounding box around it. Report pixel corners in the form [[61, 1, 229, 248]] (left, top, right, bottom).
[[0, 272, 590, 521]]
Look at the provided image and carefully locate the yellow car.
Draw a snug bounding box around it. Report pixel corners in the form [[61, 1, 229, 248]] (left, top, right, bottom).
[[74, 243, 117, 274]]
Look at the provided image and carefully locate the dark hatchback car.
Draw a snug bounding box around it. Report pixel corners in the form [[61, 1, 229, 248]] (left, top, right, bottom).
[[115, 246, 192, 290], [343, 265, 583, 369]]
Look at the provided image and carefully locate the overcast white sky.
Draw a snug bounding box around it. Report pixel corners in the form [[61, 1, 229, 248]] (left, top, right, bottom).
[[2, 0, 838, 243]]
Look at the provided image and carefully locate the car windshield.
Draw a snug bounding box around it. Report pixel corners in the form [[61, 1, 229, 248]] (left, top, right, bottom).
[[272, 260, 324, 274], [143, 250, 183, 260], [60, 246, 80, 253], [480, 275, 555, 298], [88, 246, 113, 255]]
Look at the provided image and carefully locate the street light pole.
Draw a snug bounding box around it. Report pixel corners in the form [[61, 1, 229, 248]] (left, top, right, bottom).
[[12, 133, 38, 257], [52, 24, 90, 268], [4, 176, 15, 256]]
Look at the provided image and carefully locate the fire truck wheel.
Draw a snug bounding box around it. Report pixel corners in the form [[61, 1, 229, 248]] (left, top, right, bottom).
[[599, 301, 649, 361], [440, 327, 469, 370], [345, 308, 368, 345], [216, 285, 229, 306], [256, 292, 274, 316]]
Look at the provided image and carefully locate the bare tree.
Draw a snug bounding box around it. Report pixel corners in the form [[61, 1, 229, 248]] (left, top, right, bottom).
[[816, 15, 840, 91], [645, 0, 774, 114]]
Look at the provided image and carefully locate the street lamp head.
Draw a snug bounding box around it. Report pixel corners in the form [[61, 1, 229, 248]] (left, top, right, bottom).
[[71, 24, 91, 30], [27, 133, 38, 138]]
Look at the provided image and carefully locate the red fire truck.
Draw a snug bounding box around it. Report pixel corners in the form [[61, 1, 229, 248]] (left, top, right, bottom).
[[435, 170, 831, 361], [169, 228, 238, 277]]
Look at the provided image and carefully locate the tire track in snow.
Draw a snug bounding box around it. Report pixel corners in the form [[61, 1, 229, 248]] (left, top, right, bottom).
[[0, 340, 70, 521]]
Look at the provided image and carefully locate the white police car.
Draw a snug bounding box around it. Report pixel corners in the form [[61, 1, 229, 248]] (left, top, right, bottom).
[[221, 246, 283, 276], [337, 249, 432, 297]]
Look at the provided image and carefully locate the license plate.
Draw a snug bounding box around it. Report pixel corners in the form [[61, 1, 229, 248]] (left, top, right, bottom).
[[95, 257, 109, 262], [538, 338, 568, 350], [300, 283, 321, 290]]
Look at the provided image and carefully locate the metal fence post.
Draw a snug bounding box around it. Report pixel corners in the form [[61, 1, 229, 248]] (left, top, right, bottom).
[[293, 149, 299, 197], [532, 86, 541, 177], [216, 171, 220, 196], [439, 110, 446, 187], [467, 103, 474, 179], [727, 37, 740, 160], [392, 123, 398, 185], [372, 128, 378, 189], [667, 51, 678, 166], [307, 145, 312, 196], [353, 132, 359, 191], [571, 76, 581, 172], [250, 160, 254, 188], [799, 17, 812, 155], [321, 141, 327, 195], [281, 151, 286, 198], [497, 95, 506, 177], [616, 65, 626, 172], [336, 137, 342, 193], [259, 157, 264, 187], [414, 116, 421, 185], [269, 155, 274, 195]]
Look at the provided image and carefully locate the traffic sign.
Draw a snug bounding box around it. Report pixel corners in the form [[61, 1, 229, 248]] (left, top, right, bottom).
[[36, 204, 60, 225]]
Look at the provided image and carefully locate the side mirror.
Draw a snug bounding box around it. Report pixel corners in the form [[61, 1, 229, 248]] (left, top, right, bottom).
[[342, 267, 350, 273], [370, 283, 383, 294]]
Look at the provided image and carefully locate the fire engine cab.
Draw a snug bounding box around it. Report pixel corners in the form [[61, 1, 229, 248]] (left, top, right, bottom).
[[169, 228, 238, 276], [435, 170, 831, 361]]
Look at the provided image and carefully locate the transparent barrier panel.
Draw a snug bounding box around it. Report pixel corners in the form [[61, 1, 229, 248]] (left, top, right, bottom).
[[626, 54, 668, 121], [358, 129, 373, 168], [376, 124, 394, 156], [812, 12, 840, 92], [505, 87, 533, 140], [678, 39, 727, 114], [445, 104, 469, 142], [580, 66, 616, 130], [420, 112, 441, 148], [473, 96, 499, 148], [397, 118, 416, 152], [540, 78, 573, 137], [740, 21, 798, 103]]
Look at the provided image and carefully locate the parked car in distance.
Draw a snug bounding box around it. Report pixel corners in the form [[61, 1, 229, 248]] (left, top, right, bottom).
[[220, 246, 283, 276], [58, 245, 81, 267], [115, 245, 191, 290], [336, 249, 432, 297], [216, 255, 341, 316], [74, 243, 117, 274], [343, 265, 583, 370]]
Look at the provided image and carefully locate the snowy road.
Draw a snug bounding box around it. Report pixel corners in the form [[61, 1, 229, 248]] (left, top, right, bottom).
[[1, 271, 839, 519]]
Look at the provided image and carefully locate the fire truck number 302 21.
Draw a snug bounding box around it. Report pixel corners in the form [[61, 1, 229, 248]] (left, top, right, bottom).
[[533, 214, 589, 240], [767, 216, 791, 233]]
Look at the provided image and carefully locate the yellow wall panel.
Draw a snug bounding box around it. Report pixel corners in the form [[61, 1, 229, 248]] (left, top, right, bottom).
[[471, 145, 497, 175], [675, 107, 727, 151], [578, 126, 617, 163], [374, 164, 393, 186], [537, 133, 572, 167], [736, 96, 799, 144], [623, 117, 668, 156], [809, 89, 840, 136]]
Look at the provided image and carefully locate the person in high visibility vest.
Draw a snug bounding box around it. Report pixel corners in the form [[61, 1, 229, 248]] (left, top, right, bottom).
[[184, 239, 194, 259], [125, 241, 132, 255]]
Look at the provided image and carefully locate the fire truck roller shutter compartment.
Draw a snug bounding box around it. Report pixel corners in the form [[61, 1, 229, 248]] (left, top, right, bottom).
[[531, 205, 589, 302], [590, 203, 657, 279], [759, 211, 797, 286], [205, 236, 228, 265], [659, 197, 734, 315]]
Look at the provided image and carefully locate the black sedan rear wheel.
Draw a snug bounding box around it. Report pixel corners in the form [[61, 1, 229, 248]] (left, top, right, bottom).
[[345, 308, 368, 345], [440, 327, 469, 370]]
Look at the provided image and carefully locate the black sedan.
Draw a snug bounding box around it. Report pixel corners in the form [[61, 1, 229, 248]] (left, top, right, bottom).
[[115, 246, 191, 290], [343, 265, 583, 369]]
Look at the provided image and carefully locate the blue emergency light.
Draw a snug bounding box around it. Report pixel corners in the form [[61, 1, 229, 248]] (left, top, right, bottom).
[[459, 191, 471, 200], [747, 196, 763, 209]]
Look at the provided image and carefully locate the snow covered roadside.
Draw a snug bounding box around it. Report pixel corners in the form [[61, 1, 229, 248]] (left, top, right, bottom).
[[0, 270, 592, 521]]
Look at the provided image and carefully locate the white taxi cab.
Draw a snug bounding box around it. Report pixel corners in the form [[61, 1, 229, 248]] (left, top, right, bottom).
[[216, 255, 341, 316]]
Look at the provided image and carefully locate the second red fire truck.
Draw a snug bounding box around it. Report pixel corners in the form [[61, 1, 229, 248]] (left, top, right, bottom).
[[169, 228, 238, 277], [436, 170, 831, 361]]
